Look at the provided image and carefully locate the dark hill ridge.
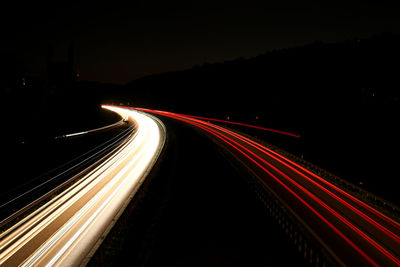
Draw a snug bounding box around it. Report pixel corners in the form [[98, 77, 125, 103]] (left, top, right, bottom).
[[123, 33, 400, 205], [125, 33, 399, 116], [122, 33, 400, 137]]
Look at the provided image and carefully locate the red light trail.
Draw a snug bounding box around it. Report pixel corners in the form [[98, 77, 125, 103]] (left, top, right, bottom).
[[133, 107, 400, 266], [135, 108, 301, 138]]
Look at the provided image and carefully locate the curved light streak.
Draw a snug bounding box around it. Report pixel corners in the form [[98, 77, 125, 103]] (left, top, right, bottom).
[[0, 106, 165, 266], [136, 107, 400, 266], [135, 107, 301, 138]]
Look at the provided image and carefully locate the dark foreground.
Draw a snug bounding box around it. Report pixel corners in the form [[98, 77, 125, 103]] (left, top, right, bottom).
[[89, 117, 308, 266]]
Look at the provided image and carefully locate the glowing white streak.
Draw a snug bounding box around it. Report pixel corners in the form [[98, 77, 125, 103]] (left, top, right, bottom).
[[64, 131, 89, 137], [45, 133, 152, 266], [2, 126, 140, 241], [0, 106, 165, 266], [0, 136, 136, 259]]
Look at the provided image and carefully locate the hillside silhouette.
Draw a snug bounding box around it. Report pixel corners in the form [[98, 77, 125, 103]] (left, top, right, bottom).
[[125, 33, 399, 124], [124, 33, 400, 204]]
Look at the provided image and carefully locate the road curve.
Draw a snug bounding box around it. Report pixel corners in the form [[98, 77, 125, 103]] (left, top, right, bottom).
[[0, 106, 165, 266], [135, 107, 400, 266]]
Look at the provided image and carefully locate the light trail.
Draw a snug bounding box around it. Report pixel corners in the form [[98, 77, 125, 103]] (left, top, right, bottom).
[[0, 106, 165, 266], [134, 107, 400, 266], [61, 118, 125, 139], [134, 108, 301, 138], [0, 126, 133, 214]]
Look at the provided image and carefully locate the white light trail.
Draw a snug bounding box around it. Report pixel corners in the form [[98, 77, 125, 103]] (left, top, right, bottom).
[[0, 106, 165, 266]]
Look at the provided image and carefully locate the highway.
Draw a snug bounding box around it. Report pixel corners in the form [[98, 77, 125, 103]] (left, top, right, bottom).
[[135, 107, 400, 266], [0, 106, 165, 266]]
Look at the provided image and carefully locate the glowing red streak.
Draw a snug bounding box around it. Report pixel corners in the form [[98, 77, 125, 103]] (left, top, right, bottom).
[[132, 107, 400, 266], [173, 116, 379, 266], [146, 108, 400, 242], [134, 107, 301, 138], [175, 116, 399, 266], [206, 121, 400, 242], [213, 123, 400, 234]]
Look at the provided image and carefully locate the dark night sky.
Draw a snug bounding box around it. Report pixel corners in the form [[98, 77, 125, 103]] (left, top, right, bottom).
[[3, 1, 400, 84]]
